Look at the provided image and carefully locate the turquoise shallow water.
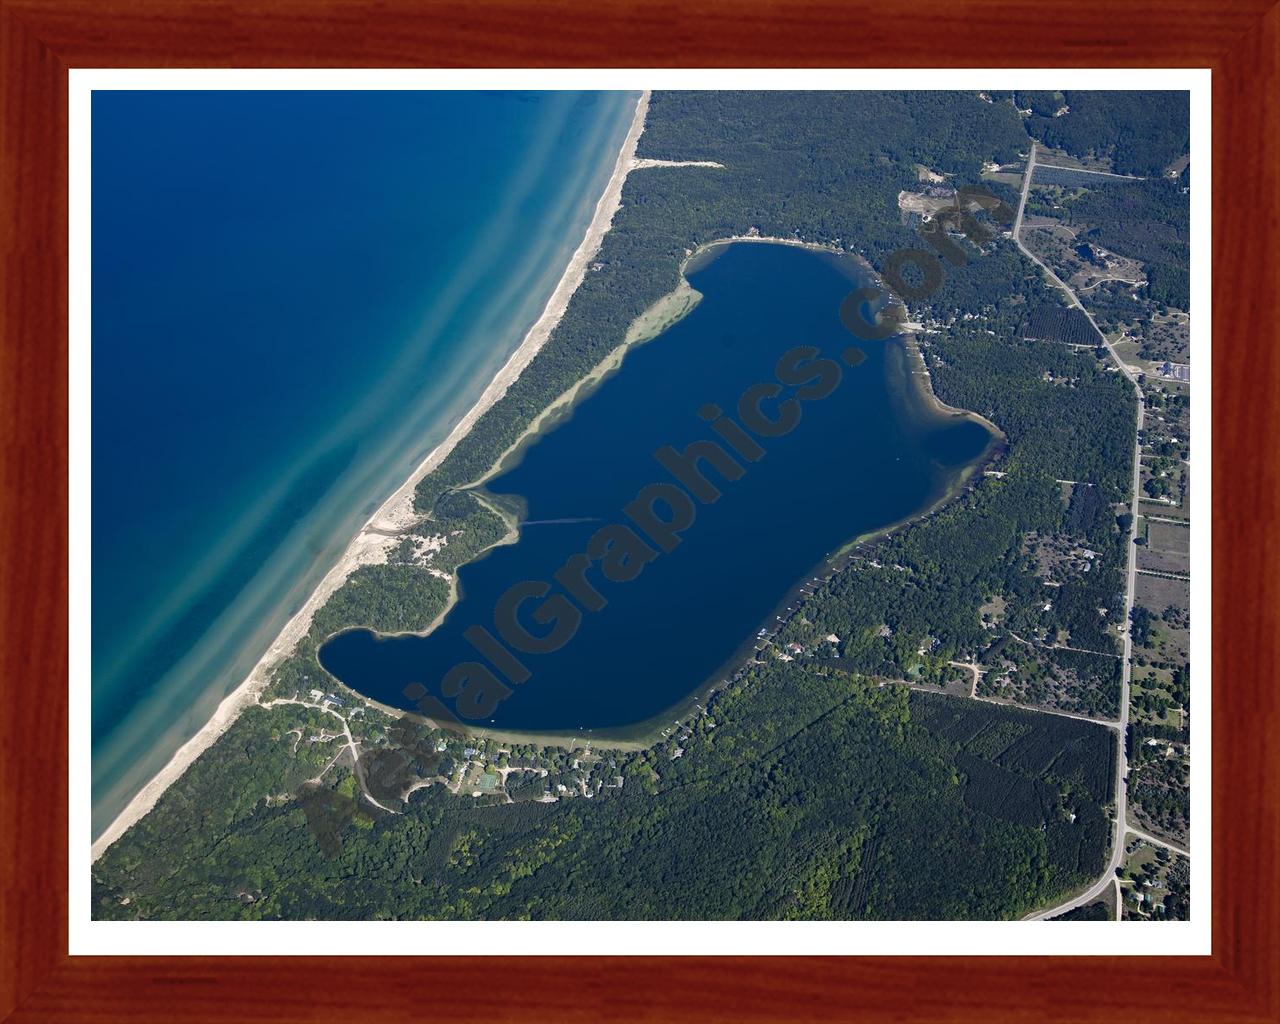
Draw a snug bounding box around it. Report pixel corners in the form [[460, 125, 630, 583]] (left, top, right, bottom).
[[91, 89, 637, 839]]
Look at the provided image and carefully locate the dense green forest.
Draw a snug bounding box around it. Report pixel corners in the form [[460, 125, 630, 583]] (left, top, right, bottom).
[[1023, 91, 1189, 176], [1013, 91, 1064, 119], [93, 658, 1113, 920], [305, 492, 506, 642], [1050, 178, 1191, 311], [929, 329, 1135, 494], [91, 89, 1179, 921]]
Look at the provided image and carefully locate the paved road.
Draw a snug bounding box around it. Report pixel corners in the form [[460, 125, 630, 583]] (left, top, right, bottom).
[[1011, 142, 1037, 240], [1014, 144, 1148, 921]]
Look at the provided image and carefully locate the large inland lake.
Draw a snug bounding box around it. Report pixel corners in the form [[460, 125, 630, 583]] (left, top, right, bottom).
[[318, 241, 997, 735]]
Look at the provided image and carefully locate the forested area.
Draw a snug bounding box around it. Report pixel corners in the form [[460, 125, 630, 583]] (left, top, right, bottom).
[[1052, 900, 1111, 921], [1127, 721, 1191, 844], [927, 330, 1135, 494], [1013, 91, 1062, 118], [93, 90, 1154, 921], [917, 328, 1132, 691], [305, 492, 505, 642], [915, 237, 1059, 332], [93, 658, 1113, 920], [1023, 91, 1189, 176], [310, 563, 451, 639], [1051, 178, 1191, 311]]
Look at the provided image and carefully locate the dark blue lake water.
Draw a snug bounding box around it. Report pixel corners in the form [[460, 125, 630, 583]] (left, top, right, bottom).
[[318, 241, 995, 734]]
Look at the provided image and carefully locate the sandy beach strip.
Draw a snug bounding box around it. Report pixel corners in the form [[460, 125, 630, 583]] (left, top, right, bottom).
[[91, 90, 653, 863]]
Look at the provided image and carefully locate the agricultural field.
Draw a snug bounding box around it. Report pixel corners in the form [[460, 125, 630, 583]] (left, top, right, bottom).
[[1034, 166, 1132, 189], [1128, 554, 1190, 845], [1131, 571, 1190, 717], [1021, 304, 1099, 348], [1119, 838, 1190, 920], [1133, 574, 1190, 648]]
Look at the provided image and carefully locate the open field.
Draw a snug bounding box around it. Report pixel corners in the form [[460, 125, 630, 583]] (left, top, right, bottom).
[[1141, 519, 1190, 569], [1134, 571, 1190, 620], [1110, 336, 1145, 372], [1112, 338, 1190, 382], [1139, 498, 1189, 523], [980, 169, 1023, 188], [1035, 145, 1116, 173], [897, 189, 955, 219]]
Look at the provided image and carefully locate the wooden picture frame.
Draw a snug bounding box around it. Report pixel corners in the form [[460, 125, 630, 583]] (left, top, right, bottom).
[[2, 2, 1275, 1020]]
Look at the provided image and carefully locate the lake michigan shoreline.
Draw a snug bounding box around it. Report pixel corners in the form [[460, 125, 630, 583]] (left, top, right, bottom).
[[91, 90, 652, 863]]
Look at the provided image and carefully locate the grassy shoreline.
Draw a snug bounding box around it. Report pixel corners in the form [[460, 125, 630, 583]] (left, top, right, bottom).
[[471, 277, 704, 491]]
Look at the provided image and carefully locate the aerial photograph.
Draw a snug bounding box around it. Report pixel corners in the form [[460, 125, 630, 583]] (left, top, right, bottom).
[[89, 88, 1193, 923]]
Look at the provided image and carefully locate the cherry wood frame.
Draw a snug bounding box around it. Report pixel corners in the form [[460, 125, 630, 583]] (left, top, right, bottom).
[[2, 1, 1276, 1020]]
